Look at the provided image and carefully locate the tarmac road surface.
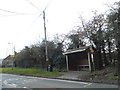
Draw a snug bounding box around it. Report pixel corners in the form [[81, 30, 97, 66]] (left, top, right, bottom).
[[0, 74, 119, 89]]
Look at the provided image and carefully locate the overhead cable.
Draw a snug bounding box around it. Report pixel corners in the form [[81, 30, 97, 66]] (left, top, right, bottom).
[[0, 8, 39, 15], [26, 0, 41, 11]]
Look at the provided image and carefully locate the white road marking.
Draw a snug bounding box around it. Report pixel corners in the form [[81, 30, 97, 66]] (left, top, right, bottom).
[[3, 80, 17, 87], [83, 83, 92, 87], [23, 87, 27, 88], [3, 74, 90, 85], [3, 74, 92, 88], [26, 76, 91, 85], [3, 78, 29, 88]]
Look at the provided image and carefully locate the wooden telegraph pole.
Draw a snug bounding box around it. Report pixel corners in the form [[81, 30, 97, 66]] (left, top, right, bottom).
[[26, 0, 53, 71], [43, 11, 49, 71]]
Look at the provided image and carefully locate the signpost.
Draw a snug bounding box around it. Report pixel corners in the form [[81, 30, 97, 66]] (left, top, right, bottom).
[[90, 47, 95, 71]]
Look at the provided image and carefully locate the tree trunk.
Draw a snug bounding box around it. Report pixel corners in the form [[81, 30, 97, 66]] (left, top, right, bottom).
[[108, 41, 112, 64], [97, 47, 103, 70], [102, 46, 108, 67]]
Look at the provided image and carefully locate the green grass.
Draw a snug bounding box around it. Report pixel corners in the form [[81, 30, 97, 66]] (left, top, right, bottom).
[[53, 68, 67, 72], [0, 68, 62, 77], [107, 75, 119, 80], [0, 68, 2, 73], [90, 67, 112, 75], [90, 66, 119, 80]]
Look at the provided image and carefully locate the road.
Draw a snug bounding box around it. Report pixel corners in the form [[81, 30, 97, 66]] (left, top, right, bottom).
[[0, 74, 119, 89]]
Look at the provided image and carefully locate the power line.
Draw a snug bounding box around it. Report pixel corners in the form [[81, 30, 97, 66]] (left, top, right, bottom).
[[0, 8, 39, 15], [0, 9, 20, 14], [26, 0, 41, 11], [26, 0, 53, 30], [27, 12, 43, 30], [44, 0, 53, 11], [0, 13, 39, 18]]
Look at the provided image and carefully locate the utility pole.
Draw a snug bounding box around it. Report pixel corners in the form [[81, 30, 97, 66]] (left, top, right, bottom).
[[12, 45, 15, 70], [43, 11, 49, 71], [8, 43, 15, 70], [26, 0, 53, 71]]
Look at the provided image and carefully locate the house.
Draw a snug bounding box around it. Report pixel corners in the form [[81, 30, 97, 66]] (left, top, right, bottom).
[[0, 59, 3, 67], [63, 46, 95, 71], [2, 55, 14, 67]]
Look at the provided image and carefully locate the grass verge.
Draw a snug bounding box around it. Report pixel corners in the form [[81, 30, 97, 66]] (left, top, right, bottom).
[[0, 68, 62, 77], [90, 66, 119, 80]]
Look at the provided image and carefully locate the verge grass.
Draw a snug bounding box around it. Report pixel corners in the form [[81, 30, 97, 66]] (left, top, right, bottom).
[[90, 66, 119, 80], [1, 68, 62, 77], [0, 68, 2, 73]]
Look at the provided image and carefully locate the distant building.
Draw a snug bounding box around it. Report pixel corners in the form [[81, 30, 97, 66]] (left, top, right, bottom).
[[2, 55, 14, 67], [63, 46, 95, 71], [0, 59, 3, 67]]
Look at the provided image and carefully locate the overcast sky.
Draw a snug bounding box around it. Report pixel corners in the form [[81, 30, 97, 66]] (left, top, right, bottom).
[[0, 0, 119, 58]]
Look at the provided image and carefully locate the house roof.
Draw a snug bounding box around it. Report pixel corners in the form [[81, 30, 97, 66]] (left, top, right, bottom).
[[3, 55, 14, 61], [63, 46, 90, 55]]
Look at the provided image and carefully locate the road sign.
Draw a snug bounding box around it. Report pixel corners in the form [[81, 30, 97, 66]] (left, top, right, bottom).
[[90, 49, 94, 53], [10, 55, 15, 57]]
